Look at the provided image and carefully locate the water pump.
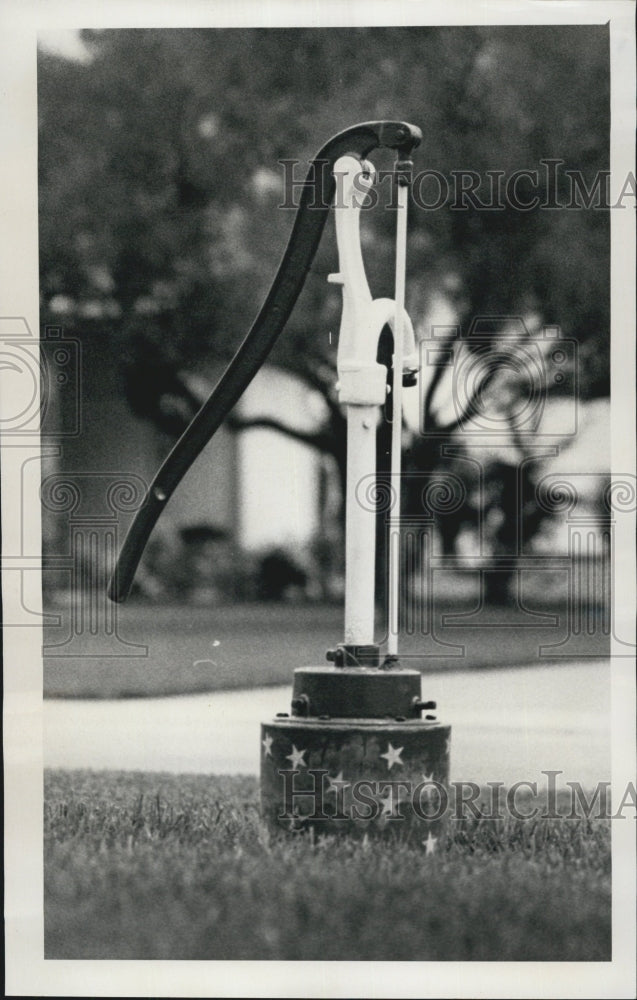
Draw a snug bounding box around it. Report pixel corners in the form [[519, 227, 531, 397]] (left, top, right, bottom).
[[109, 122, 451, 843]]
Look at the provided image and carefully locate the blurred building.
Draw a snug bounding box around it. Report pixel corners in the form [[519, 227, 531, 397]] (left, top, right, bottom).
[[40, 323, 329, 600]]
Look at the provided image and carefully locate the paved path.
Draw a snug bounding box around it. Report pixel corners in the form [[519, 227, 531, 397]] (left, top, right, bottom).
[[44, 661, 610, 787]]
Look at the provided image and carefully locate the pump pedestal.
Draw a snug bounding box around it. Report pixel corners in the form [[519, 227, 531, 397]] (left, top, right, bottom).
[[261, 655, 451, 842]]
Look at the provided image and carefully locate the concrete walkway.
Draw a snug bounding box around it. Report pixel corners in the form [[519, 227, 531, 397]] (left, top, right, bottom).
[[44, 660, 610, 787]]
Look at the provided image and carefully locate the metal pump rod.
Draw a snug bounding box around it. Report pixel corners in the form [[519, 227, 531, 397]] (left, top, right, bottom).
[[387, 166, 411, 658]]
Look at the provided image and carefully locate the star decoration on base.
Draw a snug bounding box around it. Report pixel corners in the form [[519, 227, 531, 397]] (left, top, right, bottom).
[[380, 793, 394, 818], [262, 733, 273, 757], [326, 771, 350, 794], [420, 772, 436, 800], [380, 741, 404, 770], [379, 782, 410, 818], [285, 744, 307, 769], [287, 813, 308, 833], [423, 831, 438, 856]]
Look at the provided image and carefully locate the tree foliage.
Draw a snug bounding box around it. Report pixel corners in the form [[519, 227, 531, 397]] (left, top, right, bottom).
[[39, 26, 610, 602], [39, 25, 610, 399]]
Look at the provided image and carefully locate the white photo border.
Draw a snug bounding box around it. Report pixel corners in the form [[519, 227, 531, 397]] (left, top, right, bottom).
[[2, 1, 635, 996]]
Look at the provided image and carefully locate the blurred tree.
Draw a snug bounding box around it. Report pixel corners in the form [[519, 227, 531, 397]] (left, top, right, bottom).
[[39, 25, 609, 384], [38, 26, 610, 602]]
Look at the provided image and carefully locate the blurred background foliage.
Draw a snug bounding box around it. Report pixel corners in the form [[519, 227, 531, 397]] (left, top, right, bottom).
[[39, 25, 609, 398], [38, 26, 611, 605]]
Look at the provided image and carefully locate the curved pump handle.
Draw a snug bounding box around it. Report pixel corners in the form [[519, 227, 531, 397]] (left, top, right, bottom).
[[108, 120, 422, 603]]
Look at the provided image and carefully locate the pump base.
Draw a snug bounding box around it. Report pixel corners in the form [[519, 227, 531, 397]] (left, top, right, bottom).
[[261, 716, 451, 842]]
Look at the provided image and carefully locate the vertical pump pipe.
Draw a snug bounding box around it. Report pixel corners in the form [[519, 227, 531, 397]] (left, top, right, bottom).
[[387, 166, 411, 658]]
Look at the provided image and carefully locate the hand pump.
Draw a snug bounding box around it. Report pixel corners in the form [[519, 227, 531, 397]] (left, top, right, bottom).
[[109, 122, 451, 839]]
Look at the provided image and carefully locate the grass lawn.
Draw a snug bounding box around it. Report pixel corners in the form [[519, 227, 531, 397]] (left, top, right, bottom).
[[45, 769, 611, 961], [43, 598, 610, 698]]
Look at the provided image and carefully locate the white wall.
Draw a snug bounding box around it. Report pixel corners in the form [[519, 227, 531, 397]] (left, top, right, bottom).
[[236, 367, 327, 552]]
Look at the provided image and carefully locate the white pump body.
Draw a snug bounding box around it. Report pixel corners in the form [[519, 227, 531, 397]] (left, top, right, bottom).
[[329, 155, 418, 646]]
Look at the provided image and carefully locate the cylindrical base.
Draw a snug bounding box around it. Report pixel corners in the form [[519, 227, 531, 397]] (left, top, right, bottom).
[[261, 716, 451, 842]]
